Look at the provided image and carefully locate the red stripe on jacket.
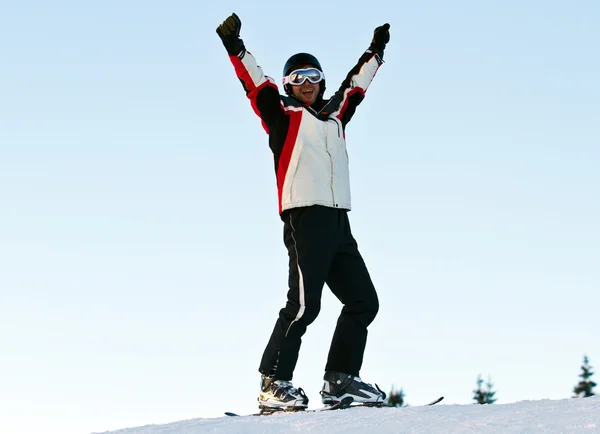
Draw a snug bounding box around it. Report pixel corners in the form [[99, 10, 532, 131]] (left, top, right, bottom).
[[276, 111, 302, 214], [247, 81, 279, 134], [230, 54, 279, 134], [230, 54, 257, 92], [336, 87, 365, 122]]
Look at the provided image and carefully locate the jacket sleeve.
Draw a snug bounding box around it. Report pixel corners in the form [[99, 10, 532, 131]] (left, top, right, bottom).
[[228, 50, 284, 133], [325, 48, 384, 129]]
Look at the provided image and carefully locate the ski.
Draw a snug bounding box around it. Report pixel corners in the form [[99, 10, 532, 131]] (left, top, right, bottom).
[[224, 396, 443, 417], [224, 398, 350, 417], [426, 396, 444, 406]]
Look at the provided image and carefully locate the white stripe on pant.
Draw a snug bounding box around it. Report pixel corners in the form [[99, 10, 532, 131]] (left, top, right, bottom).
[[285, 213, 305, 337]]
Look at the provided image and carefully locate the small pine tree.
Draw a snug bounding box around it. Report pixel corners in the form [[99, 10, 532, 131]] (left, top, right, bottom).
[[484, 376, 497, 404], [386, 385, 406, 407], [573, 355, 597, 398], [473, 375, 485, 404], [473, 374, 497, 404]]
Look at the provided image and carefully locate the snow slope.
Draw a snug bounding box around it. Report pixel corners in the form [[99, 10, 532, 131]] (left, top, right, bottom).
[[95, 397, 600, 434]]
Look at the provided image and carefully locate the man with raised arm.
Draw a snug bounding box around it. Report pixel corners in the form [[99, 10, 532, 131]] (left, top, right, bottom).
[[216, 13, 391, 413]]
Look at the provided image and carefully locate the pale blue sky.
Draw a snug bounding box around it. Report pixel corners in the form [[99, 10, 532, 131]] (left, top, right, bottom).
[[1, 1, 599, 433]]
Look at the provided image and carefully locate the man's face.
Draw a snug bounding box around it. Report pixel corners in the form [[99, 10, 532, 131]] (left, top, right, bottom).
[[290, 64, 321, 106]]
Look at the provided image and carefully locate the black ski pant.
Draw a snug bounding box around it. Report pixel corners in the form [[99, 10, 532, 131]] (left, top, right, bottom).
[[259, 205, 379, 381]]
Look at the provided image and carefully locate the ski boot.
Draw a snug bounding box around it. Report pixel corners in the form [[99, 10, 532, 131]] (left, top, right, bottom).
[[320, 371, 386, 408], [258, 375, 309, 414]]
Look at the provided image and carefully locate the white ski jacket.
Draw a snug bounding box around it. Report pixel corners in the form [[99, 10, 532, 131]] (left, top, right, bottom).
[[227, 47, 384, 215]]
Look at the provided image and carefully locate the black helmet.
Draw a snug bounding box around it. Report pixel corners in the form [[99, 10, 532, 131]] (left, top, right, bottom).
[[282, 52, 326, 99]]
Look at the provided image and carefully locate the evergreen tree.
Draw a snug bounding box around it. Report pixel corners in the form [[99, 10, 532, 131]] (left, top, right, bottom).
[[573, 355, 597, 398], [484, 376, 497, 404], [473, 375, 485, 404], [386, 385, 406, 407], [473, 374, 497, 404]]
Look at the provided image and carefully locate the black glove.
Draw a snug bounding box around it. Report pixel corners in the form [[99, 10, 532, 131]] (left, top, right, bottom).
[[216, 13, 245, 56], [371, 23, 390, 51]]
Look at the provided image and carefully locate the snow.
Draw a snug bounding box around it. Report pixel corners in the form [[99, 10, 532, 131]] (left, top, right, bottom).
[[94, 397, 600, 434]]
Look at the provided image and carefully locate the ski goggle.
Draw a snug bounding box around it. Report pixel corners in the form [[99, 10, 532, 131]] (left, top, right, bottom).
[[283, 67, 325, 86]]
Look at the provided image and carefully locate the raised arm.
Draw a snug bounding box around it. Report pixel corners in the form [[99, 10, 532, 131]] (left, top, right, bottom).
[[325, 24, 390, 128], [216, 13, 283, 132]]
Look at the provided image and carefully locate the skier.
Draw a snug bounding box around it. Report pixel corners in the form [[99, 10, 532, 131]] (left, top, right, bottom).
[[216, 13, 391, 412]]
